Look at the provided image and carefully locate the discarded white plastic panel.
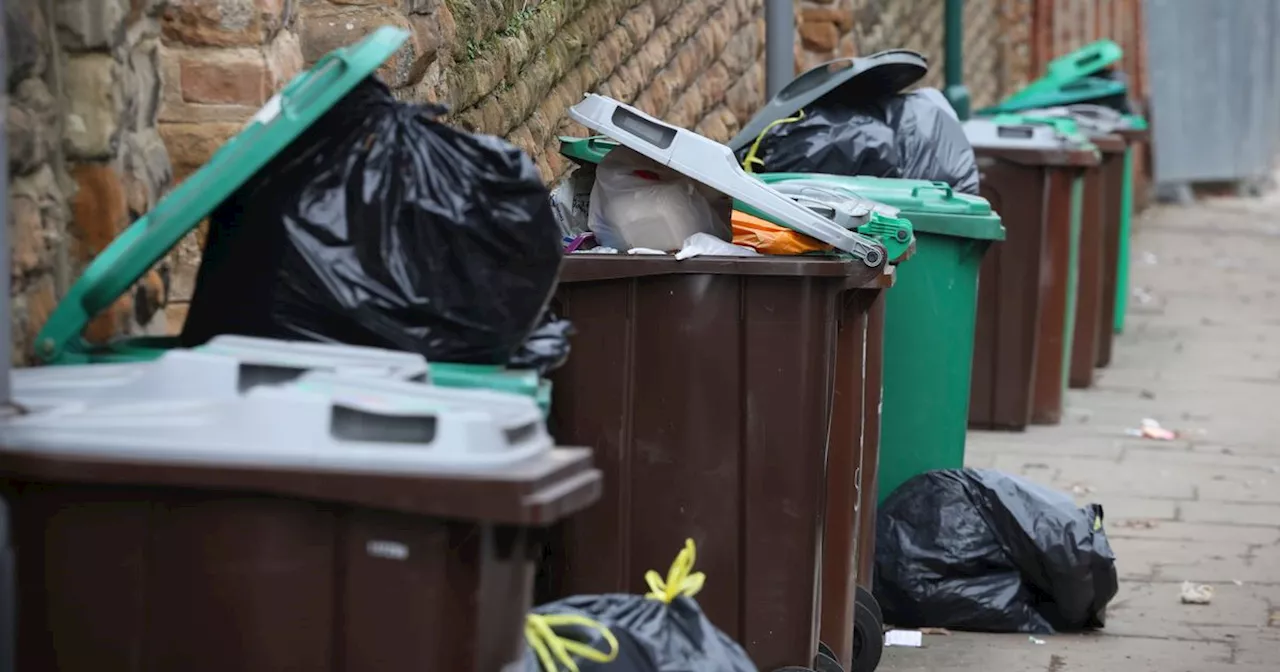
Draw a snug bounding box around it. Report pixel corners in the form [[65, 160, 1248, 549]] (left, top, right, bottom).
[[567, 94, 888, 267], [0, 371, 550, 474], [12, 335, 429, 409]]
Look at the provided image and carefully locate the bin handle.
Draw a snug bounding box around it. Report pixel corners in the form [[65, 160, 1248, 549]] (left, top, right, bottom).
[[279, 49, 352, 120], [910, 183, 954, 200], [526, 614, 620, 672]]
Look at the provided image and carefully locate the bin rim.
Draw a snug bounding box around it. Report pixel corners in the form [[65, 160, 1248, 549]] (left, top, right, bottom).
[[725, 49, 930, 152], [963, 118, 1101, 167], [558, 254, 893, 289], [33, 27, 410, 365], [755, 174, 1006, 241]]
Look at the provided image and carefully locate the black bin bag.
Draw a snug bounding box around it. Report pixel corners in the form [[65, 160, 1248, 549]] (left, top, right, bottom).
[[740, 87, 980, 195], [520, 540, 755, 672], [873, 469, 1118, 634], [181, 77, 564, 365]]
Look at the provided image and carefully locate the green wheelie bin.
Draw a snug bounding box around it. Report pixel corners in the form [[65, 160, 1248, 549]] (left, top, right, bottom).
[[754, 174, 1005, 503], [28, 28, 551, 412]]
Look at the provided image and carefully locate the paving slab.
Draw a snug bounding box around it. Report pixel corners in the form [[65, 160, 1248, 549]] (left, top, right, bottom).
[[880, 194, 1280, 671]]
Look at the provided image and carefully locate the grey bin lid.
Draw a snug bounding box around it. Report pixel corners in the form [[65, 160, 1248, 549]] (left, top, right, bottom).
[[962, 118, 1076, 150], [727, 49, 930, 152], [1015, 105, 1127, 134], [767, 182, 900, 229], [567, 94, 888, 267], [0, 371, 552, 474], [11, 335, 429, 409]]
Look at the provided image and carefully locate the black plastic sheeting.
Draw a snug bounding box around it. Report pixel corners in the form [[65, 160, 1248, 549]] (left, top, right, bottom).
[[874, 469, 1118, 634], [738, 88, 980, 195], [521, 595, 756, 672], [182, 77, 564, 367]]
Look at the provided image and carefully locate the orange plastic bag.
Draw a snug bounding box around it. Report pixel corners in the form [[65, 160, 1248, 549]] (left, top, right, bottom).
[[731, 210, 833, 255]]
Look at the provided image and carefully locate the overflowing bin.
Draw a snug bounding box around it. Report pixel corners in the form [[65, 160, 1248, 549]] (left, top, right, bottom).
[[28, 27, 551, 412], [754, 174, 1005, 501], [544, 94, 895, 672], [0, 373, 600, 671], [962, 118, 1099, 430]]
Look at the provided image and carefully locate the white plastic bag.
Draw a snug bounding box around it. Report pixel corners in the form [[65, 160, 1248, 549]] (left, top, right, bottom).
[[588, 147, 731, 251]]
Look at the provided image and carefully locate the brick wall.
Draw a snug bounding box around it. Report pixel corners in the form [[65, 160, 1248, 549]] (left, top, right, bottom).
[[5, 0, 1147, 361]]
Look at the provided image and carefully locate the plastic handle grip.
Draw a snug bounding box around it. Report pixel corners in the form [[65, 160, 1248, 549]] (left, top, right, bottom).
[[911, 184, 954, 200], [281, 49, 352, 119]]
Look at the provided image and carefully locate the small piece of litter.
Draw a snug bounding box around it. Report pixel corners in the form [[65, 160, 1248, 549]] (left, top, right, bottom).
[[1127, 418, 1178, 441], [884, 630, 923, 648], [1233, 580, 1244, 587], [1070, 484, 1096, 496], [1180, 581, 1214, 605], [1140, 389, 1156, 400], [919, 628, 952, 636], [1029, 636, 1046, 645], [1115, 519, 1159, 529]]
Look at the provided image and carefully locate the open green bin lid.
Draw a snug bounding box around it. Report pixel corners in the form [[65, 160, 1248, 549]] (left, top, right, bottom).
[[36, 26, 412, 365], [754, 174, 1005, 241], [982, 77, 1129, 115], [1016, 39, 1124, 99]]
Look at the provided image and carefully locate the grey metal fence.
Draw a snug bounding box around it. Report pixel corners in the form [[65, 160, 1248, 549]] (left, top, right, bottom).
[[1146, 0, 1280, 189]]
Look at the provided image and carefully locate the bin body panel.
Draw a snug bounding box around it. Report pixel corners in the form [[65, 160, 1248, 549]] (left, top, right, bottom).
[[1115, 147, 1137, 333], [878, 233, 994, 502], [1032, 174, 1085, 424], [1069, 165, 1108, 389], [1, 450, 597, 672], [856, 295, 886, 592], [970, 157, 1050, 430], [545, 257, 878, 670], [1097, 150, 1128, 367], [820, 288, 883, 670]]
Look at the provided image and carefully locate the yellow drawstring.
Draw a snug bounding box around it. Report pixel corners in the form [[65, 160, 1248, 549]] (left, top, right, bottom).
[[742, 110, 805, 174], [526, 613, 620, 672], [644, 538, 706, 604]]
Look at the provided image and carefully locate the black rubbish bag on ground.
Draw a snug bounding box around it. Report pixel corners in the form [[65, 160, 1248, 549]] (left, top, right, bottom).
[[740, 87, 980, 195], [520, 540, 756, 672], [181, 77, 564, 365], [873, 468, 1118, 634]]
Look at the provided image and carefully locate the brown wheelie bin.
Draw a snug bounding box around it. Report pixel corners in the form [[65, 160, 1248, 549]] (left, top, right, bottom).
[[963, 119, 1099, 430], [544, 254, 890, 671], [1068, 131, 1126, 389], [0, 382, 601, 672]]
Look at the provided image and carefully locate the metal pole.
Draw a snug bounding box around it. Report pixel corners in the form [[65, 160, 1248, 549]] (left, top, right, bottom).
[[944, 0, 972, 119], [0, 0, 12, 410], [765, 0, 795, 99]]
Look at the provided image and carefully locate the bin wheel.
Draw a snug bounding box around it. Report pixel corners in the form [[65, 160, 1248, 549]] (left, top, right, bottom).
[[852, 589, 885, 672], [813, 650, 844, 672], [817, 642, 837, 661], [772, 668, 816, 672], [856, 585, 883, 624]]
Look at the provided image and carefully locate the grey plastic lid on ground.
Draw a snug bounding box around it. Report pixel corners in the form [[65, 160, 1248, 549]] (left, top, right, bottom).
[[727, 49, 929, 152], [567, 94, 888, 267], [963, 118, 1074, 150]]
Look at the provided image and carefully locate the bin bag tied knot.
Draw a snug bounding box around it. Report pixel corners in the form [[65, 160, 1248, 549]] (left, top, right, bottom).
[[526, 613, 620, 672]]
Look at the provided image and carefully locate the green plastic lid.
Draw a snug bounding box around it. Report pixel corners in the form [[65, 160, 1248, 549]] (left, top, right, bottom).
[[756, 174, 1004, 241], [1123, 114, 1149, 131], [35, 27, 411, 364], [559, 135, 617, 165], [983, 77, 1128, 115], [1019, 39, 1123, 98]]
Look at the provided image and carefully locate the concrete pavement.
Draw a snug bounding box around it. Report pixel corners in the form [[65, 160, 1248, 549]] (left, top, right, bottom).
[[879, 193, 1280, 671]]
